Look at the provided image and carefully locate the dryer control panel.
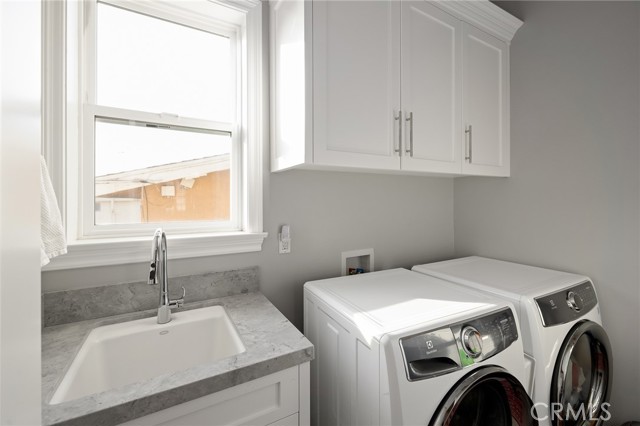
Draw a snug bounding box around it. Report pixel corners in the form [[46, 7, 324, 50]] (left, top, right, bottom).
[[535, 280, 597, 327], [399, 307, 518, 381]]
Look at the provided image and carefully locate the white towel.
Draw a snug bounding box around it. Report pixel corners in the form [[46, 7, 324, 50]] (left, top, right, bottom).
[[40, 156, 67, 266]]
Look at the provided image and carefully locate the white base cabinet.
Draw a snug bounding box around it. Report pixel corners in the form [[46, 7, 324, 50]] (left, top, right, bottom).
[[270, 0, 522, 177], [119, 364, 310, 426]]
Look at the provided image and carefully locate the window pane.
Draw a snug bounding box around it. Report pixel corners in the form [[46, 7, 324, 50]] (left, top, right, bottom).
[[95, 118, 231, 225], [96, 2, 233, 121]]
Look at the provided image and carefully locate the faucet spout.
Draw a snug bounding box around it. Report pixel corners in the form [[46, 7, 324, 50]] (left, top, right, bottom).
[[148, 228, 185, 324]]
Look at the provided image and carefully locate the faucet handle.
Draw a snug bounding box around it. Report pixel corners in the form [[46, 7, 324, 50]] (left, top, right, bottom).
[[169, 286, 186, 308], [148, 262, 157, 285]]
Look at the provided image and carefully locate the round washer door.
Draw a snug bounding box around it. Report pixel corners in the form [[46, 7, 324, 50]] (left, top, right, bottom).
[[429, 366, 538, 426], [551, 320, 612, 426]]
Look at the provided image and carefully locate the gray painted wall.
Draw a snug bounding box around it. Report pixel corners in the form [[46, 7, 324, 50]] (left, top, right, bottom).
[[456, 1, 640, 422], [43, 170, 455, 329]]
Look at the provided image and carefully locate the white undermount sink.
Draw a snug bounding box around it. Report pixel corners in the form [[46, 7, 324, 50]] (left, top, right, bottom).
[[50, 305, 245, 404]]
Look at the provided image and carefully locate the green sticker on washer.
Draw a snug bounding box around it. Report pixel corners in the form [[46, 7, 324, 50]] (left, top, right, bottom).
[[459, 349, 475, 367]]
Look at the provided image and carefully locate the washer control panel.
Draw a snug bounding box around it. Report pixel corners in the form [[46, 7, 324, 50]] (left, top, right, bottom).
[[399, 307, 518, 381], [535, 280, 597, 327]]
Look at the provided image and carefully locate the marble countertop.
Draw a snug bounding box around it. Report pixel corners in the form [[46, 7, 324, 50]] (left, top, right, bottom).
[[42, 292, 314, 426]]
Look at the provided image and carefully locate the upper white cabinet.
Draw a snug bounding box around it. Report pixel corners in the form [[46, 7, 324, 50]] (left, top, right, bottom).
[[270, 0, 522, 177]]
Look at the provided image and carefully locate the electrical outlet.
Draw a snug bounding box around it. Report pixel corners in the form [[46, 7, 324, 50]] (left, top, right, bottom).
[[278, 236, 291, 254], [278, 225, 291, 254]]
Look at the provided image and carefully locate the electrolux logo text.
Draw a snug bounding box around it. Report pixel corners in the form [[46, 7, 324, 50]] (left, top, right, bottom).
[[531, 403, 612, 422]]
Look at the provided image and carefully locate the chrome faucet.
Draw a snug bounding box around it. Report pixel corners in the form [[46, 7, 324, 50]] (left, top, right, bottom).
[[148, 228, 185, 324]]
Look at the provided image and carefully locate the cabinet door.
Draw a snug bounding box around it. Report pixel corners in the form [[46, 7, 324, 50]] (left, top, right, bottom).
[[313, 1, 401, 170], [462, 23, 510, 176], [317, 308, 353, 426], [401, 1, 462, 173]]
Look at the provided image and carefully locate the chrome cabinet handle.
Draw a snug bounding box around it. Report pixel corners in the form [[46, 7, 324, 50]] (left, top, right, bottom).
[[405, 112, 414, 157], [465, 125, 473, 163], [394, 110, 402, 155]]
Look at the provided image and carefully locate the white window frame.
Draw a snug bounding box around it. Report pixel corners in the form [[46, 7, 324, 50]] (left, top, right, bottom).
[[84, 0, 242, 237], [42, 0, 267, 270]]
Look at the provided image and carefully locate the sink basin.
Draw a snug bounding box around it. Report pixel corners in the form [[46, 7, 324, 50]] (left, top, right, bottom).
[[50, 306, 245, 404]]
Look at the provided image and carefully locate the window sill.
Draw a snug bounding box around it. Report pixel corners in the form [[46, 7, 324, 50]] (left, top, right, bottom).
[[42, 231, 268, 271]]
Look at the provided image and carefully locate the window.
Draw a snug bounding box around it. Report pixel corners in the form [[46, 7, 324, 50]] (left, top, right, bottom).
[[42, 0, 266, 269], [87, 0, 241, 235]]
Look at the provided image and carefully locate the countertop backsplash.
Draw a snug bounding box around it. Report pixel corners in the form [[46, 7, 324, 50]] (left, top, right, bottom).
[[42, 266, 259, 327]]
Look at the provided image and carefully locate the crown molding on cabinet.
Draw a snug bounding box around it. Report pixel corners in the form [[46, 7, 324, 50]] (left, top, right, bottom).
[[435, 1, 523, 43]]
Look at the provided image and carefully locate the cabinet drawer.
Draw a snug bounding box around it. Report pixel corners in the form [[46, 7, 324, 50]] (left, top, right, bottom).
[[119, 366, 299, 426]]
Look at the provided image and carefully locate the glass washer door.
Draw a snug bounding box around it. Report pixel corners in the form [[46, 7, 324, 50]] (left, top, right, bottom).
[[429, 366, 539, 426], [551, 320, 612, 426]]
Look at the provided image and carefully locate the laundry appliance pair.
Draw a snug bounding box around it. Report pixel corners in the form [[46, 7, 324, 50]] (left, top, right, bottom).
[[303, 257, 612, 426]]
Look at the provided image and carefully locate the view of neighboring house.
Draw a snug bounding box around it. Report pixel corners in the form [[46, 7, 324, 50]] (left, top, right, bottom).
[[95, 154, 230, 224]]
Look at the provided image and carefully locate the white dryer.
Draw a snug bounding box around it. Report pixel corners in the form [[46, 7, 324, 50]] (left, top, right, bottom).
[[304, 268, 537, 426], [412, 257, 612, 426]]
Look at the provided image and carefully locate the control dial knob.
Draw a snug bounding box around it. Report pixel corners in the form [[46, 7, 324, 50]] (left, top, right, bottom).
[[566, 291, 584, 312], [461, 326, 483, 358]]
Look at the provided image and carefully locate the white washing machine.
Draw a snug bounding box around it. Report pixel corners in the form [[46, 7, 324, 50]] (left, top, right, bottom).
[[304, 268, 537, 426], [412, 257, 612, 426]]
